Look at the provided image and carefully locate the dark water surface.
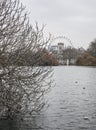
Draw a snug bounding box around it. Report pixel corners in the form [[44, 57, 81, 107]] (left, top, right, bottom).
[[0, 66, 96, 130]]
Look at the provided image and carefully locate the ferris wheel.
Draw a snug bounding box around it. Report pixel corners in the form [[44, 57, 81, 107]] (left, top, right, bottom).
[[50, 35, 74, 48]]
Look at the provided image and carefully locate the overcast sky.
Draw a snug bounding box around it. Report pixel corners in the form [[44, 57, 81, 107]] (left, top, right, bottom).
[[21, 0, 96, 49]]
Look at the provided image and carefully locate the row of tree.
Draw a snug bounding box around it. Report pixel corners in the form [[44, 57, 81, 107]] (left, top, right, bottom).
[[76, 39, 96, 66]]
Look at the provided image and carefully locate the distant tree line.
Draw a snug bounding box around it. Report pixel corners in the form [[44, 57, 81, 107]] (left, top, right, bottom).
[[76, 39, 96, 66], [0, 47, 59, 67]]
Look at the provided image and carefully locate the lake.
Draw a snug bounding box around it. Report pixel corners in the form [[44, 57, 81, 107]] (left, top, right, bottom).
[[0, 66, 96, 130]]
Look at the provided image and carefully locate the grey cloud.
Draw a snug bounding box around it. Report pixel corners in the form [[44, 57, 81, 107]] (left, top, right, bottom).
[[21, 0, 96, 48]]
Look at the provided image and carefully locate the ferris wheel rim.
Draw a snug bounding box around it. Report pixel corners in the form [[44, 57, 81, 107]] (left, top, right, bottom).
[[50, 35, 74, 47]]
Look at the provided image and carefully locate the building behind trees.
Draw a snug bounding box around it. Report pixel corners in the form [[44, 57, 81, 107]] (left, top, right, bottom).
[[48, 43, 84, 65]]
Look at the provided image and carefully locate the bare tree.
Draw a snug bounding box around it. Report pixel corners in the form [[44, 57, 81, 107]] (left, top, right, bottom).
[[87, 39, 96, 57], [0, 0, 52, 118], [62, 47, 78, 65]]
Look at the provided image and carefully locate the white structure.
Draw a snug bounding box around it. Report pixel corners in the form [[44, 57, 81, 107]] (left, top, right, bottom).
[[58, 43, 64, 53], [48, 43, 64, 64], [49, 42, 64, 54], [49, 45, 58, 52]]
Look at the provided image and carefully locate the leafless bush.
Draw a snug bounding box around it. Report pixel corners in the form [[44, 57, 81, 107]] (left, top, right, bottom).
[[0, 0, 52, 118]]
